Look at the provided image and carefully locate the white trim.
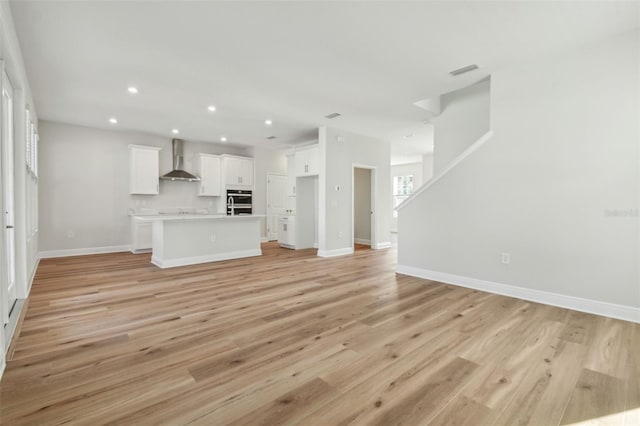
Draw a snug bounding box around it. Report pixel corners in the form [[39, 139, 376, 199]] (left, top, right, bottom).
[[396, 130, 493, 211], [354, 238, 371, 245], [0, 356, 5, 381], [260, 237, 269, 243], [317, 247, 354, 258], [39, 245, 130, 259], [130, 248, 152, 254], [151, 249, 262, 269], [374, 241, 392, 249], [27, 256, 39, 292], [396, 265, 640, 324]]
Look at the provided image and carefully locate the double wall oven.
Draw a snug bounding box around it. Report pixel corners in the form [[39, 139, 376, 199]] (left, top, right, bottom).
[[226, 190, 252, 215]]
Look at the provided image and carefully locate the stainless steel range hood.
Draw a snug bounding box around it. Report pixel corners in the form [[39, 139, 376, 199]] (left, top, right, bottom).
[[160, 139, 200, 182]]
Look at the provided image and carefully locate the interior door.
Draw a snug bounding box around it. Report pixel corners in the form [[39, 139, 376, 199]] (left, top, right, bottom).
[[266, 174, 287, 241], [2, 71, 16, 323]]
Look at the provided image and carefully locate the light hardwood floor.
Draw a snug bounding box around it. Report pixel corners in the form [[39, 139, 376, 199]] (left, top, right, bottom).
[[1, 242, 638, 425]]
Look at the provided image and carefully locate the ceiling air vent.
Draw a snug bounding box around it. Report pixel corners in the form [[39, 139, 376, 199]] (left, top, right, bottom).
[[449, 64, 479, 76], [324, 112, 341, 119], [266, 136, 277, 140]]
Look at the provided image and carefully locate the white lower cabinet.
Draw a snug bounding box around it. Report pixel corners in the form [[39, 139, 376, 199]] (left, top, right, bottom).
[[131, 217, 153, 253], [278, 216, 296, 249]]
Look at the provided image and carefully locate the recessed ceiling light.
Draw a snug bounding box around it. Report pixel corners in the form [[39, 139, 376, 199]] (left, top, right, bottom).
[[207, 105, 216, 112], [127, 86, 139, 94], [325, 112, 341, 119], [108, 117, 118, 124], [264, 119, 273, 126], [267, 136, 276, 140], [220, 136, 227, 142], [171, 129, 179, 135]]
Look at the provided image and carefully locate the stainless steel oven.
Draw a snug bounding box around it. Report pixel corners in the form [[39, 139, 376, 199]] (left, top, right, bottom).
[[227, 190, 252, 215]]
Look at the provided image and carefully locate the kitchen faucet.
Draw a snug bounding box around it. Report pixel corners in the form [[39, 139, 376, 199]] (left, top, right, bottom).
[[227, 196, 235, 215]]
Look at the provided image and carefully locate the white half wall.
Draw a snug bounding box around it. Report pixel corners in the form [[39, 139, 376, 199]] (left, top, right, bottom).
[[319, 126, 391, 253], [398, 30, 639, 317], [432, 78, 490, 175], [422, 154, 434, 183]]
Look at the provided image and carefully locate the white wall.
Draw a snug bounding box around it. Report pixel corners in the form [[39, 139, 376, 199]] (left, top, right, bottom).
[[422, 154, 434, 183], [391, 161, 423, 233], [398, 31, 639, 317], [246, 145, 287, 239], [319, 126, 391, 255], [0, 1, 40, 377], [354, 167, 371, 243], [432, 78, 490, 175], [38, 121, 251, 252]]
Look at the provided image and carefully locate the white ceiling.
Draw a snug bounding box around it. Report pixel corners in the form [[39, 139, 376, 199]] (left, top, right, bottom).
[[9, 1, 639, 162]]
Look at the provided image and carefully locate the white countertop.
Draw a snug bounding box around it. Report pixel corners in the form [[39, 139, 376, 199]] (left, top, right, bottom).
[[134, 214, 264, 222]]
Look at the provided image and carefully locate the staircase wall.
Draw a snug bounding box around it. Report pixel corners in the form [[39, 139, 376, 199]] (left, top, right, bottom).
[[397, 30, 639, 317]]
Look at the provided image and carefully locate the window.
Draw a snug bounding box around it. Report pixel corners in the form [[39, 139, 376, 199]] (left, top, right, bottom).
[[393, 174, 414, 217]]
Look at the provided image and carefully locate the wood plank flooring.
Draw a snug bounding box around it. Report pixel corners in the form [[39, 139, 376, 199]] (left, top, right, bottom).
[[1, 242, 638, 425]]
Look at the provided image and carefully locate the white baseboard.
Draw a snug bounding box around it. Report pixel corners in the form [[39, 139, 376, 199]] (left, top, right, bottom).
[[260, 237, 269, 243], [39, 245, 130, 259], [354, 238, 371, 245], [28, 257, 40, 292], [396, 265, 640, 324], [317, 247, 354, 258], [0, 357, 5, 381], [374, 241, 392, 249], [152, 249, 262, 269]]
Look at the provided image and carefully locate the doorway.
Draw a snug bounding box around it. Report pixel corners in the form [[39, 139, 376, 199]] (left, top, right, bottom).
[[352, 165, 375, 251], [266, 173, 287, 241], [1, 71, 16, 324]]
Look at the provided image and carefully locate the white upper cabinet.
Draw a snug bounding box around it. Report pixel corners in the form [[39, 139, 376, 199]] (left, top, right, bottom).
[[295, 145, 319, 177], [286, 154, 296, 196], [129, 145, 161, 195], [197, 154, 221, 196], [222, 155, 254, 187]]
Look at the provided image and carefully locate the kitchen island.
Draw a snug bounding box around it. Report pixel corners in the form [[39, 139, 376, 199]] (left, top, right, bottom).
[[135, 214, 263, 268]]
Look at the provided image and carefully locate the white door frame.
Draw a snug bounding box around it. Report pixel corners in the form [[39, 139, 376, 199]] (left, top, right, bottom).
[[266, 173, 287, 241], [0, 63, 5, 352], [1, 70, 15, 324], [351, 164, 377, 251]]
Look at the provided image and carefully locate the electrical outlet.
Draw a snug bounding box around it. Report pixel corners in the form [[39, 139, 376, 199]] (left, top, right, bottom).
[[501, 253, 510, 265], [67, 231, 75, 239]]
